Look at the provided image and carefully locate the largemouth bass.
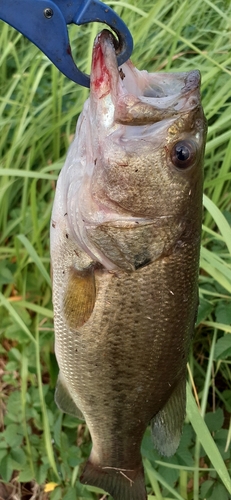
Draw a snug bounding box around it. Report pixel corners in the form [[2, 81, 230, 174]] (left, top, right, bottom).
[[50, 30, 207, 500]]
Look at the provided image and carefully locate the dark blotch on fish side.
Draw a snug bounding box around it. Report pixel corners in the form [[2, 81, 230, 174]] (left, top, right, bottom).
[[134, 252, 151, 270]]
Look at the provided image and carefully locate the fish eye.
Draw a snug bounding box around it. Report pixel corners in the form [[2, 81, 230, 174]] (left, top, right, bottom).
[[170, 140, 197, 169]]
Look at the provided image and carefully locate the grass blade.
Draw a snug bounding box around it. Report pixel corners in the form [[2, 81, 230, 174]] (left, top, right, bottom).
[[144, 459, 184, 500], [186, 384, 231, 494], [17, 234, 51, 287], [203, 194, 231, 255], [0, 292, 36, 344]]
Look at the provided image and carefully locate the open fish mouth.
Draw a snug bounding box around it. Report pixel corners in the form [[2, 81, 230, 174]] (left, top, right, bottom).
[[90, 29, 201, 126], [57, 29, 206, 271]]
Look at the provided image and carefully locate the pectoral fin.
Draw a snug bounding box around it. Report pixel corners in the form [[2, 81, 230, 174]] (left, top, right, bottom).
[[151, 376, 186, 456], [55, 373, 85, 420], [63, 265, 96, 329]]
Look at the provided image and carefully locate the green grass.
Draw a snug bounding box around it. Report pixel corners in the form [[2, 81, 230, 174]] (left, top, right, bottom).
[[0, 0, 231, 499]]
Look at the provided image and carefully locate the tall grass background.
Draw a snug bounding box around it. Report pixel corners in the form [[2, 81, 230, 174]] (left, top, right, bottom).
[[0, 0, 231, 499]]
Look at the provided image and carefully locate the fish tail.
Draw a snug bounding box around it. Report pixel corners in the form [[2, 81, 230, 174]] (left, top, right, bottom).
[[80, 459, 147, 500]]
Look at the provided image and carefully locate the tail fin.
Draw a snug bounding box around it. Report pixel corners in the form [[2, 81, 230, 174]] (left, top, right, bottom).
[[80, 459, 147, 500]]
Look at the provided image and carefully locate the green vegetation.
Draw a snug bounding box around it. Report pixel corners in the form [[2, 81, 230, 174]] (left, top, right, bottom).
[[0, 0, 231, 498]]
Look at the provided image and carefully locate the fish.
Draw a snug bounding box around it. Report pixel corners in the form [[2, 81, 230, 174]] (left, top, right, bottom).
[[50, 30, 207, 500]]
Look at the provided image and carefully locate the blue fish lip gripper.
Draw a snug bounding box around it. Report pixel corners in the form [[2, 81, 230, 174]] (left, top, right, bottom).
[[0, 0, 133, 87]]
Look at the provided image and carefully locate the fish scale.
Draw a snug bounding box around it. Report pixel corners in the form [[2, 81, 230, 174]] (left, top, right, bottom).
[[50, 30, 207, 500], [53, 231, 198, 456]]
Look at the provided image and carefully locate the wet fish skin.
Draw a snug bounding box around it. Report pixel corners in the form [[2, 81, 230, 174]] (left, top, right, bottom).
[[50, 30, 207, 500]]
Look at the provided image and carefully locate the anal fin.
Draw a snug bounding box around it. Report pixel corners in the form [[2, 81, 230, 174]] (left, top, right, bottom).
[[151, 376, 186, 456], [55, 373, 85, 420]]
